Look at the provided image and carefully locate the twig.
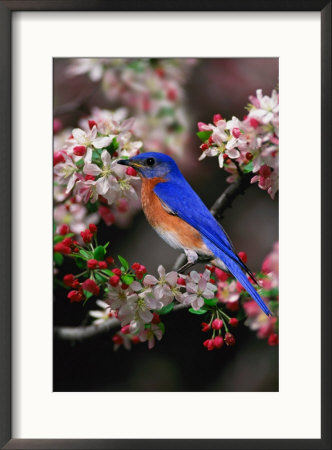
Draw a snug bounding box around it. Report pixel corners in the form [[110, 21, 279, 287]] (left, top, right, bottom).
[[54, 303, 189, 342], [54, 86, 99, 117]]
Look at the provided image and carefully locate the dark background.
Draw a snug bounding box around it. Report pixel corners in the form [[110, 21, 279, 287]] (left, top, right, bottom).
[[53, 58, 278, 392]]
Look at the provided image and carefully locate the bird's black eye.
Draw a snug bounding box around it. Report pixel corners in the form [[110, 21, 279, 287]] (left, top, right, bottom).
[[146, 157, 155, 167]]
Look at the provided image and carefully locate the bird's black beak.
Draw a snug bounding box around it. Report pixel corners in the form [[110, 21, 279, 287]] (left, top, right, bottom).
[[117, 159, 144, 169], [117, 159, 131, 166]]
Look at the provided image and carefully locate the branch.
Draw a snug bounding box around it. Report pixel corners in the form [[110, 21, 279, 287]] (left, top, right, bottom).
[[54, 303, 189, 342], [54, 86, 99, 117], [173, 172, 253, 270]]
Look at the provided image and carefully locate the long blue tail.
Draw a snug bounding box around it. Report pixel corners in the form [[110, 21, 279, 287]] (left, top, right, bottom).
[[207, 241, 272, 316]]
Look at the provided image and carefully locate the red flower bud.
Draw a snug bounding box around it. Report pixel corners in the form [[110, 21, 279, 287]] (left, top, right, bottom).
[[225, 332, 236, 346], [152, 313, 160, 324], [89, 223, 97, 233], [73, 145, 86, 156], [208, 135, 214, 145], [54, 242, 71, 254], [214, 268, 229, 281], [82, 279, 100, 296], [213, 336, 224, 348], [201, 322, 210, 332], [121, 325, 131, 334], [250, 118, 260, 128], [98, 261, 107, 269], [63, 274, 75, 287], [229, 318, 239, 327], [87, 259, 98, 269], [200, 143, 209, 151], [131, 335, 140, 344], [121, 283, 129, 290], [67, 290, 83, 303], [232, 127, 241, 138], [268, 333, 279, 346], [246, 152, 253, 160], [106, 256, 114, 265], [212, 318, 223, 330], [177, 277, 186, 286], [53, 151, 65, 166], [62, 237, 73, 247], [238, 251, 247, 263], [213, 114, 223, 125], [81, 229, 93, 244], [126, 167, 138, 177], [131, 262, 140, 271], [58, 224, 70, 235], [226, 301, 240, 312], [113, 268, 121, 276], [203, 339, 215, 351], [88, 120, 97, 130], [109, 275, 120, 287], [112, 334, 123, 345]]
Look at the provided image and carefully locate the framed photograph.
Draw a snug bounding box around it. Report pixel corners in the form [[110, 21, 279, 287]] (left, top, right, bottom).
[[1, 1, 330, 449]]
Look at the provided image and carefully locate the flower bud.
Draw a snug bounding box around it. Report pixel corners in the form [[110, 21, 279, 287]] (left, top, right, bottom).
[[87, 259, 98, 269], [225, 332, 236, 346], [213, 336, 224, 348], [109, 275, 120, 287], [268, 333, 278, 346], [229, 318, 239, 327], [212, 318, 223, 330], [82, 279, 100, 295]]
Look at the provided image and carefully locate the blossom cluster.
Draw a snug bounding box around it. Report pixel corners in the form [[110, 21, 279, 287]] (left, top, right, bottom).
[[197, 89, 279, 199], [66, 58, 196, 157], [54, 222, 278, 351], [54, 108, 142, 234]]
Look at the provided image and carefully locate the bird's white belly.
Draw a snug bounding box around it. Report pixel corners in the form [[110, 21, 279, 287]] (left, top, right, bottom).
[[154, 226, 184, 251]]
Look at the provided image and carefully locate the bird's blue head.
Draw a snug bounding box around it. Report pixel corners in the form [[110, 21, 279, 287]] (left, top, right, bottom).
[[117, 152, 180, 180]]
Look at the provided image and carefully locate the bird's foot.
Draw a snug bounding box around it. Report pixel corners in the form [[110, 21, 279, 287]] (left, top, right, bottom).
[[184, 249, 198, 264]]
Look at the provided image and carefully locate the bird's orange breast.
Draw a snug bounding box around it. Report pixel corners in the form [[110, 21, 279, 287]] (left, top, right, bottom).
[[140, 177, 211, 252]]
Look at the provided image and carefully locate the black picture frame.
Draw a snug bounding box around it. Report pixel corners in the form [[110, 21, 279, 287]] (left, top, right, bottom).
[[0, 1, 331, 449]]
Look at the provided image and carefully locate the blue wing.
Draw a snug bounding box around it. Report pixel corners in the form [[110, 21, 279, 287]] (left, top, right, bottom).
[[154, 178, 272, 316]]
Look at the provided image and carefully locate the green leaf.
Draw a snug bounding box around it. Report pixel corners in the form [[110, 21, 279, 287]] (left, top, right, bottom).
[[76, 159, 84, 169], [105, 137, 119, 154], [118, 255, 129, 271], [189, 307, 208, 315], [54, 232, 74, 244], [80, 249, 92, 259], [157, 302, 174, 315], [53, 235, 64, 244], [158, 322, 165, 334], [197, 130, 212, 142], [204, 297, 218, 307], [121, 274, 135, 285], [75, 257, 86, 270], [95, 272, 108, 283], [103, 242, 109, 250], [242, 161, 253, 173], [83, 290, 93, 300], [53, 252, 64, 266], [93, 246, 106, 261], [101, 269, 114, 277], [236, 309, 246, 321]]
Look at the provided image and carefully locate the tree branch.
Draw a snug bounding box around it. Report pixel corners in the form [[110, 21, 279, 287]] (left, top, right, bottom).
[[54, 303, 189, 342]]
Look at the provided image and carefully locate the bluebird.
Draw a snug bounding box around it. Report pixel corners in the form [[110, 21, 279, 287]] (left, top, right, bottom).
[[118, 152, 271, 316]]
